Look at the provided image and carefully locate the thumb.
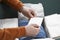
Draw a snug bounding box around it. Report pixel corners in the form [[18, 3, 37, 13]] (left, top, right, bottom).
[[31, 24, 39, 28]]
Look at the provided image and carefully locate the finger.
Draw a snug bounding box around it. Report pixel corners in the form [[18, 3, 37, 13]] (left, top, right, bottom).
[[28, 12, 34, 18], [34, 25, 39, 28], [22, 11, 33, 19], [31, 24, 39, 28], [31, 11, 36, 17]]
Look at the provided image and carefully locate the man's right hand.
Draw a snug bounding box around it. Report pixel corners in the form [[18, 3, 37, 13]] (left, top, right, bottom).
[[25, 24, 40, 37]]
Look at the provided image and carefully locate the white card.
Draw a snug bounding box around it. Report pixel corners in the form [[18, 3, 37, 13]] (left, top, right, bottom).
[[28, 17, 43, 26], [31, 38, 55, 40]]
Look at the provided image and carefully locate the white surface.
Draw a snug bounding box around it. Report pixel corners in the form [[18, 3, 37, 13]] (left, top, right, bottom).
[[0, 18, 18, 28], [28, 17, 43, 27], [31, 38, 55, 40], [30, 3, 44, 17], [45, 14, 60, 38]]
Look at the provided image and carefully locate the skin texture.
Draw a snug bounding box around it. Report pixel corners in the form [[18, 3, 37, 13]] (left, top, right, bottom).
[[20, 6, 36, 18]]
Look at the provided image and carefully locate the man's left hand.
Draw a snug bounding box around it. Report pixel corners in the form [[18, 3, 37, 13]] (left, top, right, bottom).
[[20, 6, 36, 18]]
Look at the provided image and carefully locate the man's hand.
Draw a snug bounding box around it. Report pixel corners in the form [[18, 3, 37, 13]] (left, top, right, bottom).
[[20, 6, 36, 18], [25, 24, 40, 37]]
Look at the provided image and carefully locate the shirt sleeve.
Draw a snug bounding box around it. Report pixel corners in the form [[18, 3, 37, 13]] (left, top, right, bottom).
[[0, 27, 26, 40], [2, 0, 24, 11]]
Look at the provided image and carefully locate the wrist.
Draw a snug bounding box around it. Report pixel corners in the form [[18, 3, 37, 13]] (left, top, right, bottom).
[[19, 6, 29, 12], [19, 6, 24, 12]]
